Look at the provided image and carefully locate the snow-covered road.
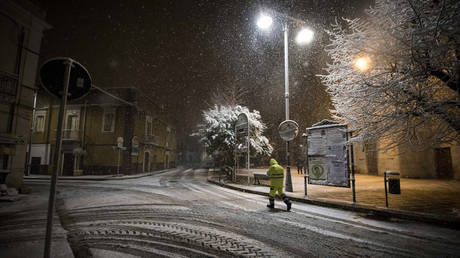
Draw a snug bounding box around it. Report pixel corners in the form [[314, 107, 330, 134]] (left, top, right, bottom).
[[26, 168, 460, 257]]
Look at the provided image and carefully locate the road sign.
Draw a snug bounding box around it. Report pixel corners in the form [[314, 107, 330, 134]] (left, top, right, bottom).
[[117, 137, 124, 148], [40, 57, 92, 101], [131, 136, 139, 156], [279, 120, 299, 141], [235, 113, 249, 137], [234, 113, 251, 185]]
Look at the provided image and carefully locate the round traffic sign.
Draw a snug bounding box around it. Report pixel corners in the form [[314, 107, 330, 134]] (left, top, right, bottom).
[[278, 120, 299, 141], [39, 57, 92, 101]]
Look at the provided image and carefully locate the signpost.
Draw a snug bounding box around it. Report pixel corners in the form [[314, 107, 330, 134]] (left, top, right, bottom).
[[40, 58, 91, 258], [40, 58, 92, 101], [305, 121, 355, 202], [235, 113, 250, 185], [307, 122, 349, 187], [278, 120, 299, 192], [131, 136, 139, 156], [113, 137, 127, 176]]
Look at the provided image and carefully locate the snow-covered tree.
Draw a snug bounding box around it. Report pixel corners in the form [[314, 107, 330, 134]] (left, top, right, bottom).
[[209, 84, 248, 107], [320, 0, 460, 148], [193, 105, 273, 166]]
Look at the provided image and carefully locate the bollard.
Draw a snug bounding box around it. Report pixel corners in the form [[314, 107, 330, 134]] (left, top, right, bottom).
[[384, 171, 401, 208]]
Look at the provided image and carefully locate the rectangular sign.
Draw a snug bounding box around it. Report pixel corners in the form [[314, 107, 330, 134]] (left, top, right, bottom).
[[307, 124, 349, 187]]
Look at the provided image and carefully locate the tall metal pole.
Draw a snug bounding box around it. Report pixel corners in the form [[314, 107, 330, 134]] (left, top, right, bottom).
[[233, 127, 237, 183], [44, 58, 72, 258], [247, 134, 250, 185], [284, 23, 290, 121], [283, 22, 293, 192], [26, 91, 38, 176], [117, 147, 121, 176]]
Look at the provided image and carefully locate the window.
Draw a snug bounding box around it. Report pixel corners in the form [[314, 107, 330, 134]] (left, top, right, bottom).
[[67, 115, 79, 130], [33, 111, 46, 132], [34, 115, 45, 132], [145, 115, 153, 136], [102, 108, 115, 132], [65, 109, 80, 131]]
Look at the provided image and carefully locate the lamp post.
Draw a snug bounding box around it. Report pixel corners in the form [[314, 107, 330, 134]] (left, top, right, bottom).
[[257, 11, 314, 192], [354, 56, 371, 72]]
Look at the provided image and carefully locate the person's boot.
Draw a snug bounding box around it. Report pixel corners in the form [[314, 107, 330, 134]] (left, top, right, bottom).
[[267, 197, 275, 208], [281, 194, 292, 211]]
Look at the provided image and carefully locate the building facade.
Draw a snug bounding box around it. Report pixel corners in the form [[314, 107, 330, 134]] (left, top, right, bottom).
[[0, 0, 50, 187], [353, 140, 460, 179], [30, 87, 176, 176]]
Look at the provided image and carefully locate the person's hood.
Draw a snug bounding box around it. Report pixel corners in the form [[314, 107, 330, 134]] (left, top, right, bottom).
[[270, 158, 278, 166]]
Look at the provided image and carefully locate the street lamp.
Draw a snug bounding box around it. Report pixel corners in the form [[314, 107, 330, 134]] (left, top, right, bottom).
[[295, 28, 314, 45], [256, 14, 273, 30], [257, 11, 314, 192], [354, 56, 371, 72]]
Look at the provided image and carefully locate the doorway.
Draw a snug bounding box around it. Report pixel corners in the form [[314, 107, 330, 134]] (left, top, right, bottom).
[[144, 152, 150, 172], [30, 157, 41, 174], [62, 153, 74, 176], [435, 148, 453, 179]]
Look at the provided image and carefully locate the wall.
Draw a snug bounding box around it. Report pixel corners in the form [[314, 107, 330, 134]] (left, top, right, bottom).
[[398, 146, 435, 178], [1, 0, 50, 188]]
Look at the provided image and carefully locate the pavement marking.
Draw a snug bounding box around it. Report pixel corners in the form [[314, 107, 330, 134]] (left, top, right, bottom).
[[206, 181, 460, 248], [275, 217, 415, 257], [218, 200, 258, 212], [183, 182, 235, 201]]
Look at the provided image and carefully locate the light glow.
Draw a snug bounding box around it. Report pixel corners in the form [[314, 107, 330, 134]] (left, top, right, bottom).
[[295, 28, 314, 45], [354, 56, 371, 72], [257, 14, 273, 30]]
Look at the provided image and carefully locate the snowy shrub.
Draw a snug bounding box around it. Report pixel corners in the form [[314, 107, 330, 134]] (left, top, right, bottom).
[[192, 105, 273, 166]]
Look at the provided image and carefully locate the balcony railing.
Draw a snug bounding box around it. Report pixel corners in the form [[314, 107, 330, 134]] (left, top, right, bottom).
[[0, 70, 18, 104], [62, 129, 80, 140], [144, 135, 157, 143]]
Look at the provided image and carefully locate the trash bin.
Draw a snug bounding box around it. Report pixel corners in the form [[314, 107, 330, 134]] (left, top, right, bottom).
[[385, 171, 401, 194]]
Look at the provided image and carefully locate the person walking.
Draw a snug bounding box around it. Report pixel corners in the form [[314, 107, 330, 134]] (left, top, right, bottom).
[[266, 158, 292, 211], [296, 159, 303, 174]]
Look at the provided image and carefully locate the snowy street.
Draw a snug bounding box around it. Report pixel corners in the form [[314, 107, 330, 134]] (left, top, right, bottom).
[[15, 168, 460, 257]]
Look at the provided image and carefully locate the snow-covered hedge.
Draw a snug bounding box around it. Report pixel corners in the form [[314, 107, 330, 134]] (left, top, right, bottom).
[[193, 105, 273, 166]]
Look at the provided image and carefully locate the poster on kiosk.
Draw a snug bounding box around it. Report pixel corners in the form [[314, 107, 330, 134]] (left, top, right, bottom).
[[307, 121, 349, 188]]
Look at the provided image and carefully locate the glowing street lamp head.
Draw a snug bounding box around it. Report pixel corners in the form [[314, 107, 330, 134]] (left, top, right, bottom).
[[257, 14, 273, 30], [354, 56, 371, 72], [295, 28, 314, 45]]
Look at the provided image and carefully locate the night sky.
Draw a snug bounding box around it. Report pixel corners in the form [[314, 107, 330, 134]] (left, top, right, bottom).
[[35, 0, 372, 156]]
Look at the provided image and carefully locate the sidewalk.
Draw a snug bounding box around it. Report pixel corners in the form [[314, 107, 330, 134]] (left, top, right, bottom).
[[208, 168, 460, 228], [0, 185, 73, 258], [24, 169, 171, 181]]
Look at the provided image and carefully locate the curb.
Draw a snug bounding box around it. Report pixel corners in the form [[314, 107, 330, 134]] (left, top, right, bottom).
[[24, 169, 172, 181], [207, 178, 460, 230]]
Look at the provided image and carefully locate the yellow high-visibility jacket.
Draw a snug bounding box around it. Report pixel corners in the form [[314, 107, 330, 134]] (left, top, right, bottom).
[[266, 158, 284, 187]]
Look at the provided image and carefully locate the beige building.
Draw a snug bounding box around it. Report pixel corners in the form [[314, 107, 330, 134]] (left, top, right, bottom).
[[353, 140, 460, 179], [30, 87, 176, 176], [0, 0, 50, 188]]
